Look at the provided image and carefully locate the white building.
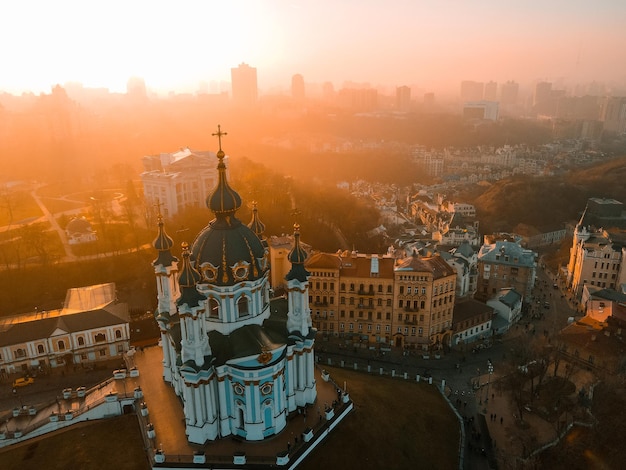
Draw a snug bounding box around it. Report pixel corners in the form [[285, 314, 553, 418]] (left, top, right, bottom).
[[0, 283, 130, 375], [140, 147, 221, 218], [487, 287, 523, 334], [152, 138, 317, 444]]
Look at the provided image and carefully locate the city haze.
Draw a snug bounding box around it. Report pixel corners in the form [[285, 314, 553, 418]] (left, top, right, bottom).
[[1, 0, 625, 96]]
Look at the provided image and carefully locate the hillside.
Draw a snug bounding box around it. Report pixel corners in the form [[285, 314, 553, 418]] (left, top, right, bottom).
[[471, 155, 626, 234]]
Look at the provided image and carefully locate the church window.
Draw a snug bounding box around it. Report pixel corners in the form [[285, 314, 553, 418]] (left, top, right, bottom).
[[77, 336, 85, 346], [260, 383, 273, 395], [237, 297, 249, 316], [209, 298, 220, 318], [15, 348, 26, 358], [57, 340, 66, 351], [115, 330, 122, 339], [37, 344, 45, 354], [233, 383, 245, 395]]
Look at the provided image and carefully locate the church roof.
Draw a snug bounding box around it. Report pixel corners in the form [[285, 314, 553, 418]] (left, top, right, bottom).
[[0, 303, 129, 347], [152, 216, 178, 268], [190, 127, 267, 286], [285, 224, 310, 282]]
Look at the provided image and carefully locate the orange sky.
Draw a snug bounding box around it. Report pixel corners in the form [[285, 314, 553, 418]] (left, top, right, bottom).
[[2, 0, 625, 96]]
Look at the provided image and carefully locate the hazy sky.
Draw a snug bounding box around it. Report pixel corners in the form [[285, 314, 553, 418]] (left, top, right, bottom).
[[2, 0, 625, 95]]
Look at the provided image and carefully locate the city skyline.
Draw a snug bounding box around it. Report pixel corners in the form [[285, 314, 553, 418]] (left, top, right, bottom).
[[1, 0, 626, 96]]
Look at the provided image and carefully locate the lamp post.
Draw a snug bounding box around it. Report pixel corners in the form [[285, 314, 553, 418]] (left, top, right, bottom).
[[485, 360, 494, 404]]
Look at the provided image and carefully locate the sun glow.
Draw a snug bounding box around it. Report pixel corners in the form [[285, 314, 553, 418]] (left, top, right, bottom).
[[1, 1, 270, 94]]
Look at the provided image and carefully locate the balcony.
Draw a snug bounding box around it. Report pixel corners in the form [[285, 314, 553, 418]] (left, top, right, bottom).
[[313, 301, 329, 307], [357, 290, 376, 296]]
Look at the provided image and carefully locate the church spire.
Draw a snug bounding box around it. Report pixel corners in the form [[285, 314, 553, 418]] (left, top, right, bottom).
[[247, 201, 266, 239], [207, 125, 242, 218], [152, 214, 178, 267], [286, 223, 310, 282], [177, 242, 205, 308]]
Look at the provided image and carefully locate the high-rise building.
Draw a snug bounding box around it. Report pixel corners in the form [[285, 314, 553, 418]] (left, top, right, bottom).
[[500, 81, 519, 105], [230, 62, 258, 106], [291, 73, 305, 101], [396, 85, 411, 111], [484, 81, 497, 101], [601, 96, 626, 134]]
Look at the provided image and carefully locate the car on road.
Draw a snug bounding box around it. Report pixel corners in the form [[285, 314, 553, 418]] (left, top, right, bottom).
[[12, 377, 34, 387]]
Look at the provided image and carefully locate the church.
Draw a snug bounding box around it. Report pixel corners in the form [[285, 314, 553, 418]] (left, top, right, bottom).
[[151, 127, 317, 445]]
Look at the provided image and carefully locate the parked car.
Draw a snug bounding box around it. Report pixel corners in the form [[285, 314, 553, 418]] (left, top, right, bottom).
[[12, 377, 34, 387]]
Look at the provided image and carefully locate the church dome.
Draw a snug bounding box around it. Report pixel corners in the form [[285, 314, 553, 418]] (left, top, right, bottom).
[[191, 126, 267, 286]]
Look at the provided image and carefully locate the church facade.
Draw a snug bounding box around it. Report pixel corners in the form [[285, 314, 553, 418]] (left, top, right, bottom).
[[151, 128, 317, 444]]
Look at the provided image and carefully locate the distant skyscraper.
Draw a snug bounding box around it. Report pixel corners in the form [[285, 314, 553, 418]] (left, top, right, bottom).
[[291, 74, 305, 101], [322, 81, 335, 101], [533, 81, 552, 107], [396, 85, 411, 111], [231, 63, 258, 106], [500, 81, 519, 105], [484, 81, 497, 101]]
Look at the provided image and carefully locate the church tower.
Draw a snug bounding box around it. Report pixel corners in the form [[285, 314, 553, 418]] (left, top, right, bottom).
[[152, 126, 317, 444]]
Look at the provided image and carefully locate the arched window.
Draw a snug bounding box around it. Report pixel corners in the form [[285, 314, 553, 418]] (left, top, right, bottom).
[[77, 336, 85, 346], [57, 340, 66, 351], [94, 333, 106, 343], [37, 344, 45, 354], [209, 298, 220, 319], [237, 296, 249, 317], [115, 330, 122, 339]]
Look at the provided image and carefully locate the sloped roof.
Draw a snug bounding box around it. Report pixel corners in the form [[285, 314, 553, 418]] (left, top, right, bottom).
[[453, 299, 494, 324], [305, 252, 342, 270], [395, 254, 456, 279], [0, 303, 129, 347]]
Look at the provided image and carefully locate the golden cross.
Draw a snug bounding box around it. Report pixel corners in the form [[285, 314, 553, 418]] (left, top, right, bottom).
[[212, 124, 227, 151]]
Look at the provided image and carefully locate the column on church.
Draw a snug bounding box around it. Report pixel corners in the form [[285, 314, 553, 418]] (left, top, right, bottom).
[[286, 355, 295, 397], [206, 379, 217, 422], [273, 372, 282, 412], [298, 351, 305, 390], [182, 384, 196, 424], [194, 386, 204, 425], [161, 331, 171, 368], [217, 377, 230, 434], [307, 347, 315, 386]]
